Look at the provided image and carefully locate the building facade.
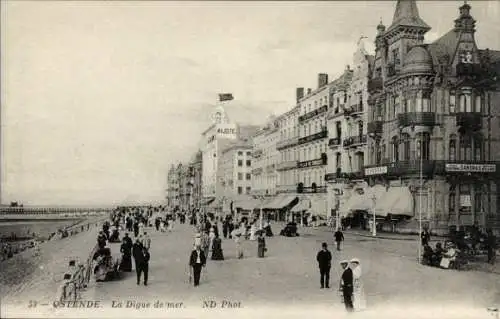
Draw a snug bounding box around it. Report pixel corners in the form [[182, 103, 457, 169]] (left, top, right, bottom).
[[276, 103, 300, 194], [166, 163, 192, 211], [189, 150, 203, 209], [362, 0, 500, 234], [325, 43, 372, 225], [251, 117, 280, 196], [219, 141, 254, 198], [166, 164, 179, 209]]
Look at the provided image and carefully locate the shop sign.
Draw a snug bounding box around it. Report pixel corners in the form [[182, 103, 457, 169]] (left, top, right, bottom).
[[445, 163, 496, 173], [298, 159, 323, 168], [364, 166, 388, 176]]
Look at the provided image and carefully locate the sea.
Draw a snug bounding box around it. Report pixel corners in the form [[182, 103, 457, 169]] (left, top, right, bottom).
[[0, 219, 85, 241]]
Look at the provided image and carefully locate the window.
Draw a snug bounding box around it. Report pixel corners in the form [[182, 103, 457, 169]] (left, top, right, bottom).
[[246, 186, 251, 194], [474, 189, 482, 214], [238, 151, 243, 156], [238, 160, 243, 167], [475, 94, 482, 113], [358, 121, 363, 136], [459, 133, 472, 160], [392, 136, 399, 162], [449, 91, 456, 113], [376, 141, 382, 164], [473, 134, 483, 161], [459, 93, 472, 112], [449, 135, 457, 161], [238, 187, 243, 195], [335, 153, 341, 169], [402, 133, 410, 160], [246, 151, 251, 156], [416, 133, 430, 160], [246, 160, 251, 167], [238, 173, 243, 180], [449, 186, 456, 212], [246, 173, 251, 180]]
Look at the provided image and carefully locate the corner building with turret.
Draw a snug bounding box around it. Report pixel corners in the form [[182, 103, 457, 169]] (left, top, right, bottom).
[[361, 1, 500, 235]]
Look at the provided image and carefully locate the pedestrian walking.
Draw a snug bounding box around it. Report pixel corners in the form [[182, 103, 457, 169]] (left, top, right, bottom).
[[350, 258, 366, 311], [143, 232, 151, 251], [201, 232, 210, 260], [234, 232, 244, 259], [133, 220, 139, 237], [339, 260, 354, 312], [421, 229, 431, 246], [486, 229, 497, 264], [211, 234, 224, 260], [334, 229, 344, 251], [257, 232, 266, 258], [189, 245, 206, 287], [135, 247, 150, 286], [316, 242, 332, 289]]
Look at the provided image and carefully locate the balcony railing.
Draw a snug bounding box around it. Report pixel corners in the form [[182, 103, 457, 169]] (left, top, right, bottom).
[[368, 77, 383, 92], [397, 112, 436, 128], [298, 105, 328, 123], [298, 129, 328, 145], [343, 135, 367, 147], [456, 62, 482, 77], [276, 184, 296, 194], [344, 103, 364, 116], [456, 112, 482, 130], [367, 121, 383, 135], [276, 160, 298, 171], [251, 167, 263, 175], [301, 185, 327, 194], [328, 137, 341, 148], [276, 136, 299, 150]]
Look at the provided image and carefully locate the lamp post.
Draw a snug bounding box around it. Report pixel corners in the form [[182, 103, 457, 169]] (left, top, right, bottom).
[[371, 193, 377, 237], [417, 139, 423, 264]]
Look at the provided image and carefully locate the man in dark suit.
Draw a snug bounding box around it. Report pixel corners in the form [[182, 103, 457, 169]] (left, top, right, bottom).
[[334, 229, 345, 251], [339, 260, 354, 311], [316, 242, 332, 289], [135, 247, 150, 286], [189, 245, 206, 287]]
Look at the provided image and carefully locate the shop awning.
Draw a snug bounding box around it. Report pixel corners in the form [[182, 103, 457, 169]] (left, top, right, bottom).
[[233, 197, 262, 211], [350, 185, 387, 211], [310, 194, 327, 216], [265, 195, 297, 209], [374, 186, 414, 217], [291, 199, 310, 212]]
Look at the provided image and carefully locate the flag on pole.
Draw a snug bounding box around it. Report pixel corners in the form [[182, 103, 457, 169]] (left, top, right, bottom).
[[218, 93, 234, 102]]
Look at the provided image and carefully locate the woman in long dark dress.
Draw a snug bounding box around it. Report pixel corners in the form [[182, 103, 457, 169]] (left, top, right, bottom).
[[211, 234, 224, 260], [119, 238, 132, 272]]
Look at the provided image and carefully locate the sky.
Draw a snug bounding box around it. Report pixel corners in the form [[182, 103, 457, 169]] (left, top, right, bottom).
[[1, 1, 499, 206]]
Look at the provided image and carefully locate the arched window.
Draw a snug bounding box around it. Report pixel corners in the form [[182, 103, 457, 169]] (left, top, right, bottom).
[[416, 133, 430, 160], [449, 134, 457, 161], [392, 136, 399, 162], [422, 91, 431, 112], [459, 132, 472, 160], [401, 133, 410, 160]]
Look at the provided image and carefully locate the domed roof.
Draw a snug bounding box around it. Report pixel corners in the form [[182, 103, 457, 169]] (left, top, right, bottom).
[[403, 46, 433, 74]]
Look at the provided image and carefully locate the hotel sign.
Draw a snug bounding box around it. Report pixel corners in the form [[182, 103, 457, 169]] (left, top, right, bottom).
[[445, 163, 496, 173], [216, 124, 237, 139], [298, 159, 323, 168], [364, 166, 388, 176]]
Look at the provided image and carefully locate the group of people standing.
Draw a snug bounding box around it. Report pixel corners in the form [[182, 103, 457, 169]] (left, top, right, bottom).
[[316, 238, 365, 313]]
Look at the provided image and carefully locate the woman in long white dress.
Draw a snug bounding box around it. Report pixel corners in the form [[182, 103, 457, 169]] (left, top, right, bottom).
[[350, 258, 366, 311], [208, 227, 216, 255], [249, 223, 257, 241]]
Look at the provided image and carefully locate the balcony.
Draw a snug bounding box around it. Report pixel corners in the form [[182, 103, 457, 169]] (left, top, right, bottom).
[[456, 112, 482, 131], [253, 149, 263, 158], [266, 164, 276, 173], [276, 136, 299, 150], [344, 103, 364, 117], [328, 137, 341, 148], [298, 129, 328, 145], [276, 160, 298, 171], [298, 105, 328, 123], [368, 77, 383, 92], [276, 184, 296, 194], [387, 160, 436, 177], [456, 62, 482, 78], [397, 112, 436, 128], [251, 167, 263, 175], [343, 135, 367, 148], [367, 121, 383, 135], [301, 185, 327, 194]]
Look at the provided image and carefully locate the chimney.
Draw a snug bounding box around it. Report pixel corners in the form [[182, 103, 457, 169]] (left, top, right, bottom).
[[318, 73, 329, 88], [307, 88, 312, 94], [296, 87, 304, 102]]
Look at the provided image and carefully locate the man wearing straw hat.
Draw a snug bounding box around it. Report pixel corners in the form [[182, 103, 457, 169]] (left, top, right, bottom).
[[339, 260, 354, 312]]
